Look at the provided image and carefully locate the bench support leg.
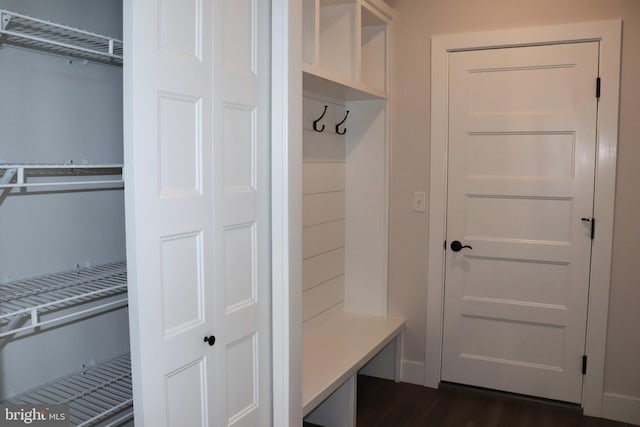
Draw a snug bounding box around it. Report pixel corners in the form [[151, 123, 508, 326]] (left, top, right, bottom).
[[304, 375, 357, 427], [395, 331, 404, 383]]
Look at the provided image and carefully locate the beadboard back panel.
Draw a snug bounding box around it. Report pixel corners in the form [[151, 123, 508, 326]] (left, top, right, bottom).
[[303, 95, 346, 323]]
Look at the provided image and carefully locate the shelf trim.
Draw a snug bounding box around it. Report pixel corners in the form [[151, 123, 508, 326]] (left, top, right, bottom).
[[303, 66, 388, 100], [361, 0, 393, 22], [361, 1, 391, 26]]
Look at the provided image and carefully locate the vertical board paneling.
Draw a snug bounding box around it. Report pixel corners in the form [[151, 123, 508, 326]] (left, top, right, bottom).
[[303, 220, 345, 259], [302, 95, 347, 323], [303, 162, 346, 194], [303, 192, 345, 227], [303, 247, 345, 291], [303, 275, 345, 322]]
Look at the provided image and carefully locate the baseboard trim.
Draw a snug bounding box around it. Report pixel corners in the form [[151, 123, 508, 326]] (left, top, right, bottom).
[[602, 392, 640, 425], [400, 360, 425, 385]]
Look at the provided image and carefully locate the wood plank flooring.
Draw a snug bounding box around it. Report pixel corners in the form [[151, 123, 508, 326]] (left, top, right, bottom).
[[356, 375, 637, 427]]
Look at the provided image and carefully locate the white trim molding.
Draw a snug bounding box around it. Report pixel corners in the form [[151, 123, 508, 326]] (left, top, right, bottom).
[[271, 0, 303, 425], [401, 360, 426, 386], [602, 393, 640, 425], [426, 20, 622, 418]]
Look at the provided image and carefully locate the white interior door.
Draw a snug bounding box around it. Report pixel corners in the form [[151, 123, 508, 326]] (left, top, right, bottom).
[[442, 42, 599, 403], [124, 0, 272, 425]]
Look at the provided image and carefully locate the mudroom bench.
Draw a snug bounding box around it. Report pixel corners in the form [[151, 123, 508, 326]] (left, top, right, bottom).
[[303, 312, 406, 427]]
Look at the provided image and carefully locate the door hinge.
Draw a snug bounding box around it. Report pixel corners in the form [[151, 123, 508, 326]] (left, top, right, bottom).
[[596, 77, 601, 99], [582, 355, 588, 375], [581, 217, 595, 239]]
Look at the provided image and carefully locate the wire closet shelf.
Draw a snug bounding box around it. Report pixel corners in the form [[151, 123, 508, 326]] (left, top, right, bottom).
[[0, 164, 124, 191], [0, 9, 123, 65], [0, 262, 128, 338], [6, 353, 133, 426]]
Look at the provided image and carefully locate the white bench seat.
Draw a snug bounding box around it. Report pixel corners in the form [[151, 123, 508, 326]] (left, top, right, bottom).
[[303, 312, 406, 418]]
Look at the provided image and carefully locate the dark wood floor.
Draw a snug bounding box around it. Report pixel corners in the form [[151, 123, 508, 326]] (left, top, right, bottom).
[[356, 375, 637, 427]]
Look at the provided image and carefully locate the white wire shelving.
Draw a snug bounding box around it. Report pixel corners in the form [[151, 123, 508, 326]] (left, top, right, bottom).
[[7, 353, 133, 426], [0, 9, 123, 65], [0, 262, 128, 338], [0, 10, 130, 426], [0, 164, 124, 192]]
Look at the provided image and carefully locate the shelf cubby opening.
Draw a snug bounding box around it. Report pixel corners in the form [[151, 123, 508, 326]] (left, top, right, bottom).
[[318, 0, 358, 82], [360, 4, 388, 92], [303, 0, 318, 66]]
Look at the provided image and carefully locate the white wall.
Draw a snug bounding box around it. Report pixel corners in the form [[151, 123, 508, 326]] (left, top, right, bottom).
[[0, 0, 127, 400], [386, 0, 640, 417]]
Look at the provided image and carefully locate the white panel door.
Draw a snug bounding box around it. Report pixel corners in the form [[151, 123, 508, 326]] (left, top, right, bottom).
[[442, 42, 599, 403], [125, 0, 271, 425], [213, 0, 272, 425]]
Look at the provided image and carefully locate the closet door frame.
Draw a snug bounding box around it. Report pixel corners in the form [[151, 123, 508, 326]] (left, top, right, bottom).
[[271, 0, 303, 426], [426, 20, 621, 418]]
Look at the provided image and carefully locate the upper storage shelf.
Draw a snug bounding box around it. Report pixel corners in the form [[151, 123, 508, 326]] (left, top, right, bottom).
[[0, 163, 124, 193], [0, 9, 123, 66], [303, 0, 392, 100]]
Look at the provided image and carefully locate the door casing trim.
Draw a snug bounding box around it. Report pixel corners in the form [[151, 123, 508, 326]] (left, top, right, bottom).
[[426, 19, 622, 417], [271, 0, 303, 425]]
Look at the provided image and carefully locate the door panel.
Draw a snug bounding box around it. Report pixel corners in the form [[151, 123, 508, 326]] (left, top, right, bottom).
[[126, 0, 216, 425], [214, 0, 272, 426], [125, 0, 271, 425], [442, 42, 599, 403], [165, 360, 208, 425]]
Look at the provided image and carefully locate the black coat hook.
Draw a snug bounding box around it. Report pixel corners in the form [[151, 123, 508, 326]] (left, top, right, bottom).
[[336, 110, 350, 135], [313, 105, 328, 132]]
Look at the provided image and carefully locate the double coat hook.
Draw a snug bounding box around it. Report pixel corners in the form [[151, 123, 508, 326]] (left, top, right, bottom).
[[312, 105, 350, 135]]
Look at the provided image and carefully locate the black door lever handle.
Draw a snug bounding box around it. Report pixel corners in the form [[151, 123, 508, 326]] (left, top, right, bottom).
[[450, 240, 472, 252]]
